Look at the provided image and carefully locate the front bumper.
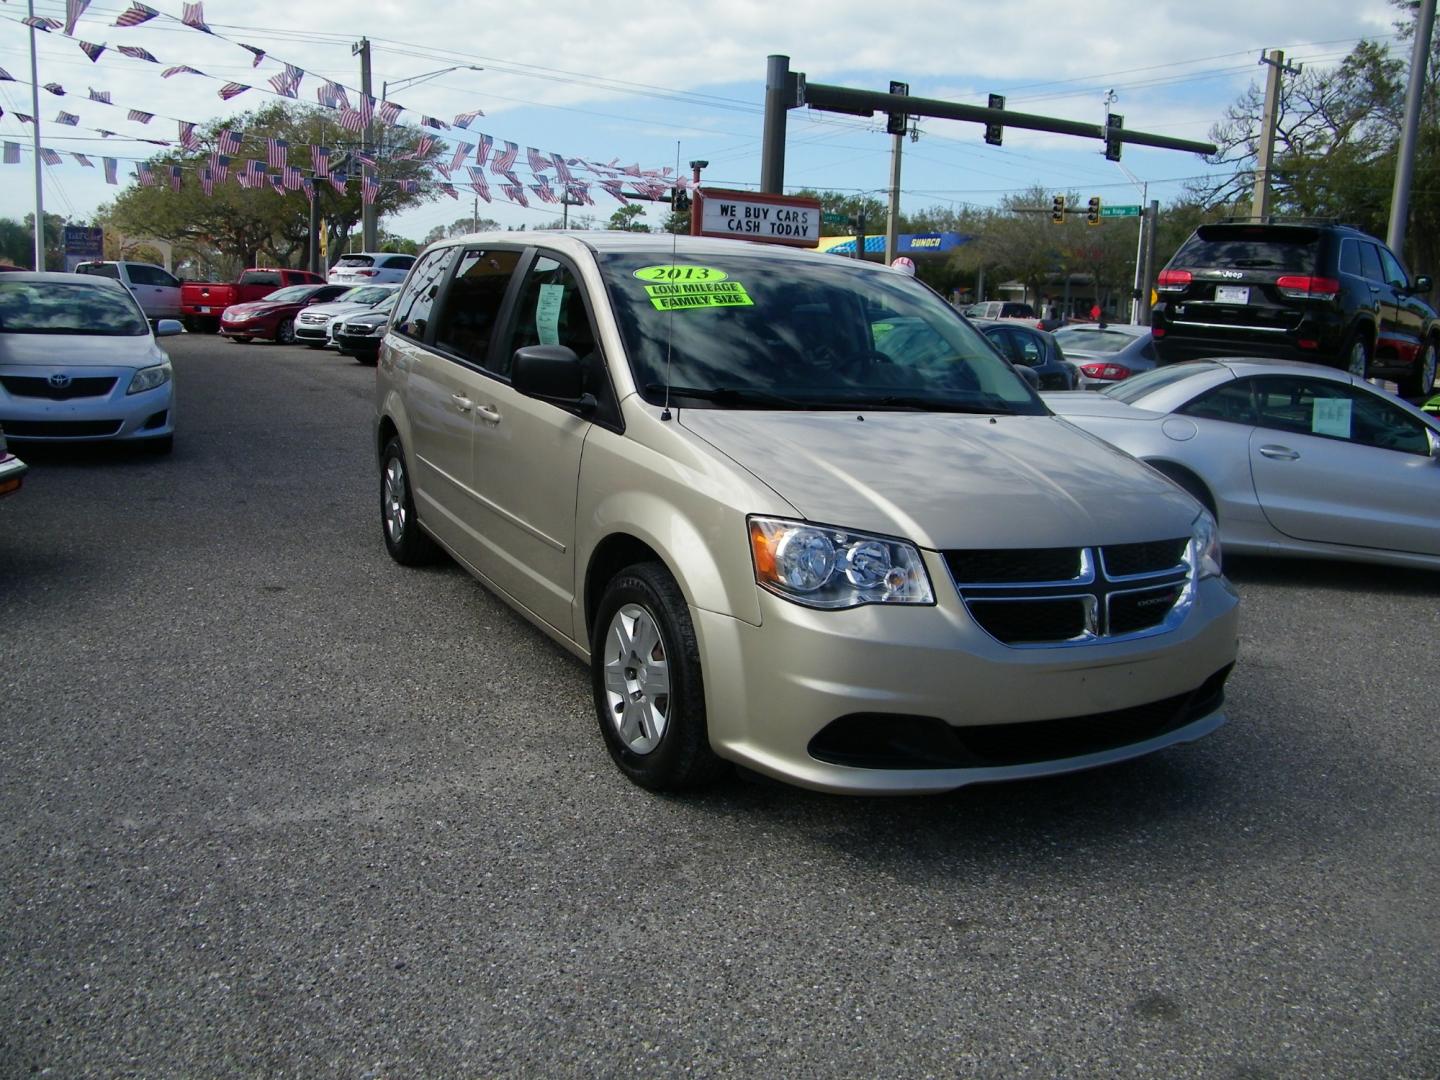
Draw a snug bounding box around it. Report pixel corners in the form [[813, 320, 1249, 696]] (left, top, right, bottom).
[[0, 450, 27, 496], [693, 552, 1240, 794], [219, 317, 278, 339], [294, 321, 332, 342], [0, 365, 174, 444]]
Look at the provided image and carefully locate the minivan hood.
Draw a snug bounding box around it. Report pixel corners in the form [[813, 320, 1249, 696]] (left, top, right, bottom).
[[678, 409, 1200, 549], [0, 332, 165, 370]]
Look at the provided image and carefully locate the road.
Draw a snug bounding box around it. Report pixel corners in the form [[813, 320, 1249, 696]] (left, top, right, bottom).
[[2, 333, 1437, 1077]]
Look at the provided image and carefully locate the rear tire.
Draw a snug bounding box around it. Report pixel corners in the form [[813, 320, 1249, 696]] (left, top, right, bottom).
[[380, 436, 439, 566], [1402, 338, 1437, 399], [591, 563, 728, 791], [1344, 332, 1372, 379]]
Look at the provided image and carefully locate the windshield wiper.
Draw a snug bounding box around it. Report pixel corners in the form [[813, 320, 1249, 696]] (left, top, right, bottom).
[[644, 384, 812, 409]]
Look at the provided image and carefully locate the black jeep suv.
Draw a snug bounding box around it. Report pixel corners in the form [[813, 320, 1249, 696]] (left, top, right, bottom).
[[1151, 221, 1439, 398]]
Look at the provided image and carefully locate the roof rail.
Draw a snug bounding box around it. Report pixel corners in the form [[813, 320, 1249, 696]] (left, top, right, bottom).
[[1217, 215, 1340, 226]]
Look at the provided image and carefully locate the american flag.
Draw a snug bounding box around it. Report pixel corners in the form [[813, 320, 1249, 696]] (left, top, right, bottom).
[[283, 165, 302, 190], [438, 183, 458, 200], [43, 83, 65, 97], [316, 81, 349, 110], [448, 142, 472, 173], [530, 180, 557, 204], [239, 44, 265, 67], [377, 101, 402, 127], [209, 153, 230, 182], [137, 163, 156, 186], [491, 140, 518, 176], [270, 175, 286, 196], [112, 2, 157, 26], [500, 183, 528, 208], [361, 176, 378, 206], [526, 147, 552, 176], [78, 41, 106, 63], [566, 183, 593, 207], [218, 83, 250, 101], [267, 137, 288, 171], [398, 179, 417, 194], [327, 170, 347, 195], [352, 151, 377, 169], [599, 180, 628, 204], [421, 116, 450, 131], [103, 156, 118, 183], [452, 109, 483, 129], [72, 152, 93, 167], [467, 167, 491, 203], [359, 95, 375, 129], [179, 122, 198, 149], [337, 108, 365, 134], [16, 114, 35, 125], [216, 128, 240, 155], [412, 136, 436, 160], [552, 154, 573, 184], [244, 159, 266, 184], [268, 65, 303, 99], [170, 164, 183, 192], [55, 111, 80, 126], [3, 142, 20, 165], [128, 109, 154, 124], [163, 65, 204, 78], [433, 162, 452, 180], [181, 1, 211, 32], [64, 0, 90, 36], [311, 145, 330, 178], [200, 167, 214, 196], [301, 177, 314, 202], [40, 148, 62, 166], [88, 88, 110, 103], [474, 135, 492, 170], [0, 69, 12, 82], [117, 45, 160, 63], [94, 126, 115, 136], [23, 16, 62, 31]]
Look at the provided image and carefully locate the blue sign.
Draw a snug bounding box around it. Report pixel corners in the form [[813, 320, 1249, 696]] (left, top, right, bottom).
[[823, 231, 971, 256]]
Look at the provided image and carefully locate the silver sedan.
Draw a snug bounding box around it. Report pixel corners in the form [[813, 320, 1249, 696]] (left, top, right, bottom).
[[1045, 359, 1440, 571]]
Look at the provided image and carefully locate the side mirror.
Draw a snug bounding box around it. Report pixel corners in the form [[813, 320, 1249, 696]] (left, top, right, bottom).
[[512, 344, 597, 415], [1414, 274, 1433, 293], [1427, 427, 1440, 459], [155, 319, 184, 337]]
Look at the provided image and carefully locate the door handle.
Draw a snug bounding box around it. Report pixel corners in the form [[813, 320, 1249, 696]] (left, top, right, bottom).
[[449, 393, 473, 413], [1258, 445, 1300, 460], [475, 404, 502, 424]]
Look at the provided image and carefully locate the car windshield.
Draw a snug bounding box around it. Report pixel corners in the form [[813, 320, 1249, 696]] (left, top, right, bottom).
[[1053, 327, 1144, 354], [0, 280, 148, 335], [1102, 361, 1226, 403], [334, 256, 375, 268], [1171, 225, 1320, 273], [261, 286, 317, 303], [595, 252, 1043, 414]]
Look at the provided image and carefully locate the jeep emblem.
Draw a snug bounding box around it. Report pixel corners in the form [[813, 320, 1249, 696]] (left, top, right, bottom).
[[1215, 270, 1244, 279]]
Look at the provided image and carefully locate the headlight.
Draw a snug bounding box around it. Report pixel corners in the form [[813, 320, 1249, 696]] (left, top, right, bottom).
[[748, 516, 934, 609], [227, 310, 252, 322], [1189, 511, 1223, 579], [127, 362, 171, 395]]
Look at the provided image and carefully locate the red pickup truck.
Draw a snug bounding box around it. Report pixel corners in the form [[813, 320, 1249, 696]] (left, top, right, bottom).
[[181, 268, 325, 331]]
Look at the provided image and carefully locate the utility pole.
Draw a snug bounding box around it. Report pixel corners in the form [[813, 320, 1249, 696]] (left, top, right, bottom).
[[26, 0, 45, 269], [1139, 199, 1160, 322], [354, 37, 377, 251], [1388, 0, 1437, 254], [885, 80, 907, 266], [560, 193, 584, 229], [688, 159, 707, 237], [1252, 50, 1300, 221]]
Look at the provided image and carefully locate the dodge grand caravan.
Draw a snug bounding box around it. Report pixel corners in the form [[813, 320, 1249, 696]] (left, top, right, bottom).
[[375, 233, 1240, 795]]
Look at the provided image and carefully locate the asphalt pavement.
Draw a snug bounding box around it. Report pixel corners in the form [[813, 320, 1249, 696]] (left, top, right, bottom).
[[2, 332, 1437, 1077]]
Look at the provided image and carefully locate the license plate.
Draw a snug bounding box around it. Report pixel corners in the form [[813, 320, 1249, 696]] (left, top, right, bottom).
[[198, 306, 210, 313], [1214, 285, 1249, 304]]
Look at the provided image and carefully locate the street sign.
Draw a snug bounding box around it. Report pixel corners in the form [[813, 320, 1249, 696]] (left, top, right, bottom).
[[822, 212, 849, 225], [1100, 205, 1142, 217], [695, 188, 823, 247]]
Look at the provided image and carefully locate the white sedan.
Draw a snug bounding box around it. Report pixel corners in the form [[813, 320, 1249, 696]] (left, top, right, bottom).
[[293, 284, 398, 348], [1046, 359, 1440, 571]]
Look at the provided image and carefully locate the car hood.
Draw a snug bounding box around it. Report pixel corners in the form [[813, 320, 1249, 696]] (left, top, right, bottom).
[[226, 301, 297, 316], [0, 332, 167, 370], [677, 409, 1200, 549], [340, 312, 390, 326], [303, 301, 373, 318]]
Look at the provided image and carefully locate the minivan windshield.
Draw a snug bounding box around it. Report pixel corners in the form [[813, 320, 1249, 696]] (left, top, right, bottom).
[[595, 252, 1044, 414], [0, 280, 148, 335]]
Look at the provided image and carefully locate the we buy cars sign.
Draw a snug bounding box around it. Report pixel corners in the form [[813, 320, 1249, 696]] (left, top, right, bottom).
[[694, 188, 822, 247]]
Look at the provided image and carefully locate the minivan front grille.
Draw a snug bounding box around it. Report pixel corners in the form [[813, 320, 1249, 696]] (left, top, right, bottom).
[[947, 541, 1193, 646]]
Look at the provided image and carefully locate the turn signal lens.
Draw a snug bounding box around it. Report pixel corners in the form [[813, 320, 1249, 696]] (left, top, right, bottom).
[[1156, 269, 1192, 292], [1275, 275, 1340, 300], [1080, 362, 1132, 381]]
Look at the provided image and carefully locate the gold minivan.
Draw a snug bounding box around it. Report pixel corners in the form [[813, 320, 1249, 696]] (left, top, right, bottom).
[[375, 233, 1239, 794]]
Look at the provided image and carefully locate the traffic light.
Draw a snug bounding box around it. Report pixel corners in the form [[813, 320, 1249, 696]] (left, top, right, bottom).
[[1087, 196, 1101, 225], [1051, 195, 1066, 224], [887, 80, 909, 136], [671, 187, 691, 212], [984, 93, 1005, 146], [1104, 113, 1124, 162]]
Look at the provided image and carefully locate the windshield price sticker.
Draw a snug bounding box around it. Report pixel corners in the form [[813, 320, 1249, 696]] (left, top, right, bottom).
[[633, 264, 729, 283], [645, 280, 753, 311]]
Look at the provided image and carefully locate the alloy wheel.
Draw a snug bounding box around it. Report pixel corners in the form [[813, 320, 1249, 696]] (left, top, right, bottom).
[[383, 456, 407, 545], [601, 603, 671, 755]]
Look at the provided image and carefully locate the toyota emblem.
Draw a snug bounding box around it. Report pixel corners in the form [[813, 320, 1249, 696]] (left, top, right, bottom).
[[48, 373, 71, 389]]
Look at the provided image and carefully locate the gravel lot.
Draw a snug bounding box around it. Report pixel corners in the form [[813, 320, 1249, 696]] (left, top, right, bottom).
[[2, 332, 1437, 1077]]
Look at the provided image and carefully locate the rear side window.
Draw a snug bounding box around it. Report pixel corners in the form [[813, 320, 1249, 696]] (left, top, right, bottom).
[[392, 248, 458, 341], [381, 255, 415, 271], [1171, 226, 1320, 273], [1253, 375, 1429, 455], [76, 262, 120, 279], [433, 248, 522, 369]]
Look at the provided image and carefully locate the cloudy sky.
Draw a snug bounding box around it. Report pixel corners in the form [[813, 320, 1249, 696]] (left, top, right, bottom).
[[0, 0, 1407, 246]]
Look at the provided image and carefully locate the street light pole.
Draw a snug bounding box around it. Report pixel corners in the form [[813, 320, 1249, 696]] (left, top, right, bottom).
[[27, 0, 45, 269]]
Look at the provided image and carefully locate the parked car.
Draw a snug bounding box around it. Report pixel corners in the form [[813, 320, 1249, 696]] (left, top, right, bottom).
[[334, 294, 397, 363], [294, 284, 398, 348], [375, 232, 1238, 795], [963, 300, 1035, 320], [0, 422, 27, 497], [181, 267, 326, 332], [219, 284, 351, 344], [74, 260, 181, 321], [972, 318, 1078, 389], [0, 273, 179, 453], [1053, 323, 1158, 389], [1152, 220, 1440, 398], [1046, 359, 1440, 571], [327, 252, 417, 287]]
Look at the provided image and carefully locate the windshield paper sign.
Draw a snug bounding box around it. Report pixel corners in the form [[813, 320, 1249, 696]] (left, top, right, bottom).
[[634, 265, 753, 310]]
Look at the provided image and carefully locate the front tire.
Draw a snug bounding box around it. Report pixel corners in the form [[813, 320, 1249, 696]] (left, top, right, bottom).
[[275, 319, 296, 345], [1402, 338, 1437, 399], [380, 436, 439, 566], [591, 563, 727, 791]]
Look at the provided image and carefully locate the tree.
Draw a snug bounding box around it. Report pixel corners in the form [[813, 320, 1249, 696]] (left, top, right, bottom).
[[422, 215, 501, 245], [0, 212, 69, 270], [607, 204, 650, 232], [97, 101, 443, 270]]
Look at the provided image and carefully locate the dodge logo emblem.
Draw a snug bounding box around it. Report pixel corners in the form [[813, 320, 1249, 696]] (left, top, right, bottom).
[[48, 373, 71, 388]]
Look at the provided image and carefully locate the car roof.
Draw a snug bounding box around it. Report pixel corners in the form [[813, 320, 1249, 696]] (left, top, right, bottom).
[[6, 271, 128, 288], [428, 230, 895, 270]]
